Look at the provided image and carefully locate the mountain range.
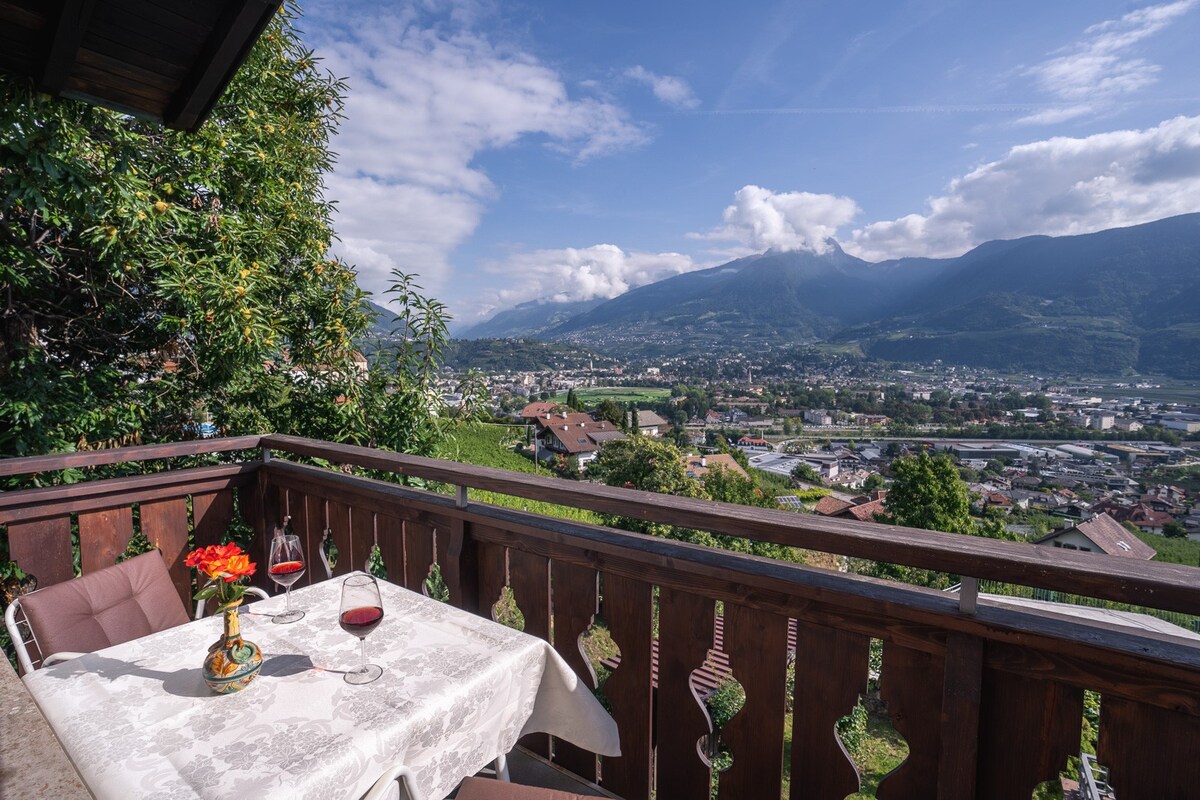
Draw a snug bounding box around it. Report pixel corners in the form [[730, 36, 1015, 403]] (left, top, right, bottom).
[[459, 214, 1200, 377], [458, 298, 605, 339]]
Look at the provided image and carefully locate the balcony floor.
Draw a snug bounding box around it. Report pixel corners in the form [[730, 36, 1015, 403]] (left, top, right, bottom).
[[0, 659, 89, 800]]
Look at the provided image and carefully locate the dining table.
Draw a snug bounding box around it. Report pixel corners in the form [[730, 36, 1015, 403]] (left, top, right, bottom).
[[22, 572, 620, 800]]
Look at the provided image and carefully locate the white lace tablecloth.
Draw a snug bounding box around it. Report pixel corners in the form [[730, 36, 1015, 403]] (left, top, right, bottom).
[[23, 573, 619, 800]]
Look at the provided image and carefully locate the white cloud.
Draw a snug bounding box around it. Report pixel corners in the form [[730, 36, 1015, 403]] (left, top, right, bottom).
[[848, 114, 1200, 260], [693, 185, 860, 254], [624, 66, 700, 109], [466, 244, 701, 320], [1018, 1, 1196, 124], [308, 5, 649, 302]]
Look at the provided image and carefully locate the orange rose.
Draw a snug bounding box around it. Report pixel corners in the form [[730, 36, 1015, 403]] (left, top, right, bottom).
[[201, 557, 228, 581], [187, 543, 255, 606], [213, 543, 241, 560], [187, 544, 254, 580], [221, 554, 256, 582]]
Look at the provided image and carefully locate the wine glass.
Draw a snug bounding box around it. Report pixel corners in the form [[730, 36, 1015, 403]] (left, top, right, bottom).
[[268, 534, 306, 624], [339, 574, 384, 685]]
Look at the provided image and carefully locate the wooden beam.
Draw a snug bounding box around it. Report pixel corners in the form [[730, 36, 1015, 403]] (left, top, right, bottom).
[[39, 0, 96, 94], [0, 464, 258, 525], [163, 0, 280, 131], [0, 435, 261, 478]]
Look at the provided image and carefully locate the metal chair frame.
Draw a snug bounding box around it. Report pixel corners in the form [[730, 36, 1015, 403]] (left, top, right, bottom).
[[361, 755, 510, 800]]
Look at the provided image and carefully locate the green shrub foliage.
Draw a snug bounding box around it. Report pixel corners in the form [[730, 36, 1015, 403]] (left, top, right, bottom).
[[0, 2, 444, 463]]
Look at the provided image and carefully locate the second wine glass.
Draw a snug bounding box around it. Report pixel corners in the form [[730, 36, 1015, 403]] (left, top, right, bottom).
[[268, 534, 306, 624], [340, 574, 384, 685]]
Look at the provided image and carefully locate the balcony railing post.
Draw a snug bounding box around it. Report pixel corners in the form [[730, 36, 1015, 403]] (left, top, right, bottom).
[[959, 576, 979, 615], [443, 485, 479, 614], [250, 461, 284, 592]]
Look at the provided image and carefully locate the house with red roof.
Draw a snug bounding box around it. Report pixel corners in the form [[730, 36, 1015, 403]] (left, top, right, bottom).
[[812, 496, 854, 517], [681, 453, 748, 480], [1090, 500, 1175, 534], [813, 494, 889, 523], [981, 492, 1014, 514], [536, 416, 627, 470], [518, 401, 562, 423], [842, 498, 888, 523], [1035, 514, 1156, 559]]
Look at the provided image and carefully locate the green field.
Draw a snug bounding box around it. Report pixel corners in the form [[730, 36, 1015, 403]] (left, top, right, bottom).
[[434, 423, 603, 525], [813, 341, 866, 357], [553, 386, 671, 405], [1124, 385, 1200, 404]]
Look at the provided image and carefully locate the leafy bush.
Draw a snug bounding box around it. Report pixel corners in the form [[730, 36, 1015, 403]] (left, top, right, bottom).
[[705, 679, 746, 732], [836, 701, 869, 757]]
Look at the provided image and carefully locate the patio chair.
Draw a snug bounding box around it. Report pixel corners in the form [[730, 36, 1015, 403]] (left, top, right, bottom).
[[4, 549, 260, 673], [361, 764, 420, 800]]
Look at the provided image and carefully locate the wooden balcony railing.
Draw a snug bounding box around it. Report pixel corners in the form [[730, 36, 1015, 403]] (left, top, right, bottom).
[[3, 435, 1200, 800]]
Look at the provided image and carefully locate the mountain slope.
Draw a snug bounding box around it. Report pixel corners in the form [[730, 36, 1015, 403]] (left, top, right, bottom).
[[845, 214, 1200, 374], [552, 244, 953, 347], [469, 214, 1200, 376], [458, 298, 604, 339]]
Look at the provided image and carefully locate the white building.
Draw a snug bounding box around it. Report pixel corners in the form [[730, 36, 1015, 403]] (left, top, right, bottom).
[[803, 409, 833, 426], [735, 436, 772, 453]]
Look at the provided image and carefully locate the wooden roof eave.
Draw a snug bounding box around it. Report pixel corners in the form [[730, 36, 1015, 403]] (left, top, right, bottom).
[[0, 0, 282, 132]]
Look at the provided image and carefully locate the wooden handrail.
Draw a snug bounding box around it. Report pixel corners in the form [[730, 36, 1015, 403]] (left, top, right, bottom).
[[0, 464, 259, 525], [0, 436, 262, 478], [261, 435, 1200, 616]]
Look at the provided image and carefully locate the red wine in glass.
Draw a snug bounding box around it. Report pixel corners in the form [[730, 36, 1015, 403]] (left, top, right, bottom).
[[269, 560, 305, 586], [340, 574, 384, 685], [268, 535, 306, 624], [339, 606, 384, 637]]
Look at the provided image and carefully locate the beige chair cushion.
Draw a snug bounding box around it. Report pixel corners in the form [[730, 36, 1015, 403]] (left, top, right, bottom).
[[19, 550, 189, 660], [456, 777, 591, 800]]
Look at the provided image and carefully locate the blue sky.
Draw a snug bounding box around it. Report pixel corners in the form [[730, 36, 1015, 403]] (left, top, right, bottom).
[[301, 0, 1200, 327]]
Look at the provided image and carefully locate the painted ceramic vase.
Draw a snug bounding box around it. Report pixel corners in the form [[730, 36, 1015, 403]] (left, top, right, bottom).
[[202, 599, 262, 694]]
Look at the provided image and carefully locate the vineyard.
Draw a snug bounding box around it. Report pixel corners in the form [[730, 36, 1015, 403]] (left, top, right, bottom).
[[434, 424, 603, 524]]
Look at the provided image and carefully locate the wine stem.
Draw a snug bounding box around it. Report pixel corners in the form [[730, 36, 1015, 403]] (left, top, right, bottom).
[[360, 637, 368, 672], [284, 584, 292, 612]]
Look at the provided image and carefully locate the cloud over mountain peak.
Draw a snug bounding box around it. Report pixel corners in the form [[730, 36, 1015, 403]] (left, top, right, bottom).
[[691, 185, 860, 256]]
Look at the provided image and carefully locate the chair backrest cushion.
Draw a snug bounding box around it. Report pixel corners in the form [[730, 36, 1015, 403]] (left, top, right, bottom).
[[19, 550, 190, 659], [455, 777, 591, 800]]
